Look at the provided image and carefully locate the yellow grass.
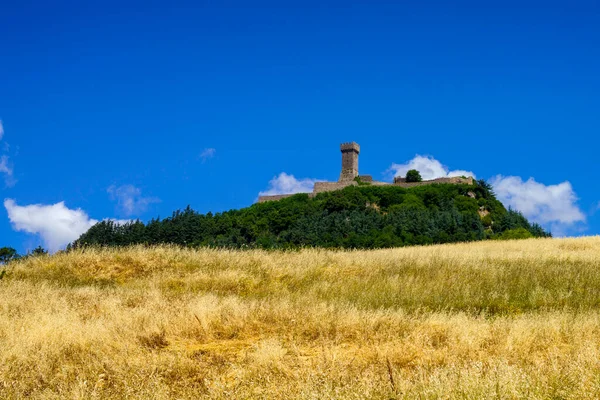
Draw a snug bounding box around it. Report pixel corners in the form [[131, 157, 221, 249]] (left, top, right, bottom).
[[2, 237, 600, 398]]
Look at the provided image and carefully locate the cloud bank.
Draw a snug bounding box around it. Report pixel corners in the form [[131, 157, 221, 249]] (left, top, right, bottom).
[[388, 155, 476, 180], [490, 175, 586, 236], [4, 199, 98, 252], [107, 184, 160, 217], [259, 172, 321, 196]]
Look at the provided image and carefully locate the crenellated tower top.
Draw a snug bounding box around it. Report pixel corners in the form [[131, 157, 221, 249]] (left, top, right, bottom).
[[340, 142, 360, 153]]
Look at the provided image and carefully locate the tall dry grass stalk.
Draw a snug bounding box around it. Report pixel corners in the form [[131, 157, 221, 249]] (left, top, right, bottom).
[[1, 237, 600, 398]]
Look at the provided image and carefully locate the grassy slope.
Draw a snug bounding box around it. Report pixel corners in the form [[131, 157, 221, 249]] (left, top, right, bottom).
[[2, 237, 600, 398]]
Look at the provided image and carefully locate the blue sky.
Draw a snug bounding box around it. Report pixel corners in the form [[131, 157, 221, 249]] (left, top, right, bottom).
[[1, 0, 598, 252]]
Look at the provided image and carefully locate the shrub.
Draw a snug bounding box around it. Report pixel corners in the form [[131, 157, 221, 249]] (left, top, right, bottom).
[[481, 214, 493, 228], [353, 177, 371, 186], [496, 228, 534, 240]]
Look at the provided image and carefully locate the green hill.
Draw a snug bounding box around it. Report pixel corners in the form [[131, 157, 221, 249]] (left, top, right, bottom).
[[72, 180, 549, 249]]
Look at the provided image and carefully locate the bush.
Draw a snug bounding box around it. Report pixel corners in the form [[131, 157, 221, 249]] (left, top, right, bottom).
[[496, 228, 534, 240], [405, 169, 423, 183], [353, 177, 371, 186], [481, 214, 493, 228]]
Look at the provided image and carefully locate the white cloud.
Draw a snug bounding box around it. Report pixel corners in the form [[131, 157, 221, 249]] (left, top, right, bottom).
[[4, 199, 98, 252], [388, 155, 476, 180], [0, 121, 16, 187], [490, 175, 586, 236], [200, 147, 216, 162], [0, 155, 16, 187], [259, 172, 321, 196], [107, 184, 160, 217], [0, 156, 12, 176]]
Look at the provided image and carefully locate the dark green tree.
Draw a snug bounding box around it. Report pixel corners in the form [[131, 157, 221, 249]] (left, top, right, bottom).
[[32, 246, 48, 256], [0, 247, 19, 264], [405, 169, 423, 183]]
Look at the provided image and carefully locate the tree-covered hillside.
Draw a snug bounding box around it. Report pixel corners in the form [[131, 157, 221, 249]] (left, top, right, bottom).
[[71, 180, 549, 250]]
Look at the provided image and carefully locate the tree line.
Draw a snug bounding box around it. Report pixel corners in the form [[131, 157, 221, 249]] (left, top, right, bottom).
[[0, 246, 48, 266], [71, 180, 550, 250]]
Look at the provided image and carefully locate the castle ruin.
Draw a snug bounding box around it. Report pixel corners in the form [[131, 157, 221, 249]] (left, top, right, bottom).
[[257, 142, 473, 203]]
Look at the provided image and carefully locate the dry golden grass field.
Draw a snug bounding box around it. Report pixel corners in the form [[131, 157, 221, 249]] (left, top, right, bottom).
[[3, 237, 600, 399]]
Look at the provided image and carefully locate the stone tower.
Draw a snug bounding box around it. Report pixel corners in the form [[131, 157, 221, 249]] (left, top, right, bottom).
[[339, 142, 360, 182]]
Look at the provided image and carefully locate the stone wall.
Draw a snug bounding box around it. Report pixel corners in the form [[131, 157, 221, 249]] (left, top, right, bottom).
[[394, 176, 474, 188], [313, 181, 357, 194], [258, 177, 474, 203], [257, 194, 296, 203]]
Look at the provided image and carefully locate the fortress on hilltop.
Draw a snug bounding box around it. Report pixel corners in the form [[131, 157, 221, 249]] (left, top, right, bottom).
[[257, 142, 474, 203]]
